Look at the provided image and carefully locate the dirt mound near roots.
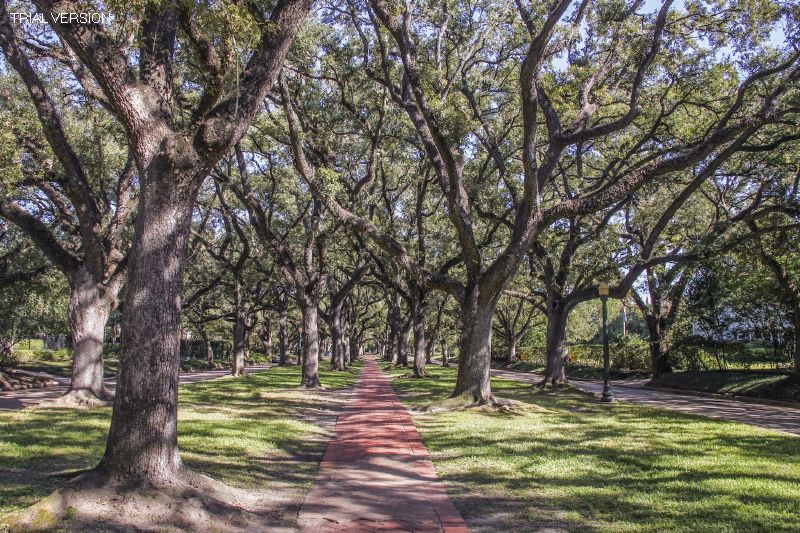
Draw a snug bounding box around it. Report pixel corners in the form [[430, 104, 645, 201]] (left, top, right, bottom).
[[8, 471, 298, 532]]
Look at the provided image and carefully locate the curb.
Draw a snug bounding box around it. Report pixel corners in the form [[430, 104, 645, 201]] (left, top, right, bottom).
[[491, 366, 800, 411], [643, 384, 800, 410]]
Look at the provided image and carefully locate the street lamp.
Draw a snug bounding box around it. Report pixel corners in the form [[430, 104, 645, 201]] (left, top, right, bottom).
[[598, 282, 615, 403]]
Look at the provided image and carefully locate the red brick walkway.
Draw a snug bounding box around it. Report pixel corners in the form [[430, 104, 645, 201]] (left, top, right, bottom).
[[297, 356, 468, 532]]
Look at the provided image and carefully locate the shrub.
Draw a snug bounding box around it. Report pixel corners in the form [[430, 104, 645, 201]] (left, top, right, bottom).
[[38, 348, 72, 361]]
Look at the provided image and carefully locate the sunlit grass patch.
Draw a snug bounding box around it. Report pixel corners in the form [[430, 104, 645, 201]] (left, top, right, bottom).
[[0, 363, 360, 525], [387, 364, 800, 532]]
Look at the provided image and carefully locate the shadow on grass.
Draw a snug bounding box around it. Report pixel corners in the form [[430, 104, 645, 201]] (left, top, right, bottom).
[[0, 364, 361, 525], [387, 364, 800, 532]]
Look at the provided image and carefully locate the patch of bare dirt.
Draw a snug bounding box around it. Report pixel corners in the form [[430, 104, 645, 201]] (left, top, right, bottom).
[[8, 470, 299, 532]]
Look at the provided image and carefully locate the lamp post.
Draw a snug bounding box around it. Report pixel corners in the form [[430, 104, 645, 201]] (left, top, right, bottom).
[[598, 282, 615, 403]]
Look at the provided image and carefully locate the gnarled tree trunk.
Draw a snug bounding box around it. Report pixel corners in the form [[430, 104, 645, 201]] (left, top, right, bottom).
[[99, 178, 198, 485]]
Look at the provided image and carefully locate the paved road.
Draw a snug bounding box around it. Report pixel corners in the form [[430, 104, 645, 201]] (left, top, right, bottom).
[[491, 368, 800, 436], [0, 364, 273, 411]]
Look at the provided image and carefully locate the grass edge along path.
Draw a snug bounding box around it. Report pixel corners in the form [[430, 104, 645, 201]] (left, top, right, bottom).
[[0, 363, 362, 531], [386, 364, 800, 533]]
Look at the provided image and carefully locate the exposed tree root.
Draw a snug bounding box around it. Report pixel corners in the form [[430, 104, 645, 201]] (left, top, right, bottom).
[[536, 376, 569, 389], [298, 382, 326, 390], [40, 389, 113, 409], [420, 394, 525, 413], [8, 469, 293, 532]]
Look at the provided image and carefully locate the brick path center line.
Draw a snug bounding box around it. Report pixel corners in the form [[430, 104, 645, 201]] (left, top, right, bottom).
[[297, 355, 468, 533]]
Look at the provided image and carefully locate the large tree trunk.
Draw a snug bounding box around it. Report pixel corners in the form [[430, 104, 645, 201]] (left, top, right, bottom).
[[451, 296, 495, 403], [99, 180, 197, 485], [278, 307, 289, 365], [646, 316, 672, 378], [412, 302, 427, 377], [64, 265, 112, 404], [299, 302, 321, 388], [541, 303, 569, 386]]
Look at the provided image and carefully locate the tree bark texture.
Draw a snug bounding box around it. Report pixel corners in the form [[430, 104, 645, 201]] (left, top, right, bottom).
[[541, 303, 569, 386], [100, 179, 198, 484], [451, 297, 495, 403], [66, 265, 112, 401], [412, 301, 427, 377], [299, 302, 321, 388]]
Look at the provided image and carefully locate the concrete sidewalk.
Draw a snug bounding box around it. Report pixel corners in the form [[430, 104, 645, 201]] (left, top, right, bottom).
[[491, 368, 800, 435]]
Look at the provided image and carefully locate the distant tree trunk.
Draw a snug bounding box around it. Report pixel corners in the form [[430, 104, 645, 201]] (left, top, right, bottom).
[[412, 301, 428, 377], [262, 318, 272, 359], [646, 316, 672, 378], [793, 304, 800, 378], [386, 300, 400, 362], [396, 318, 411, 367], [278, 307, 289, 366], [507, 334, 518, 363], [329, 305, 346, 370], [541, 301, 569, 386], [200, 328, 214, 365], [299, 301, 321, 388], [231, 283, 248, 377], [65, 265, 112, 403], [441, 340, 450, 367]]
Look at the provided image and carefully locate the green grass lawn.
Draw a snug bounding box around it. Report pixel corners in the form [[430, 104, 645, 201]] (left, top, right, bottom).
[[0, 364, 360, 527], [387, 364, 800, 532], [651, 371, 800, 403]]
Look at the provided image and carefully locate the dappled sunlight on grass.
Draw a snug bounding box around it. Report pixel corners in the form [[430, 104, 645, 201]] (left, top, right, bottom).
[[0, 364, 361, 524], [387, 364, 800, 532]]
